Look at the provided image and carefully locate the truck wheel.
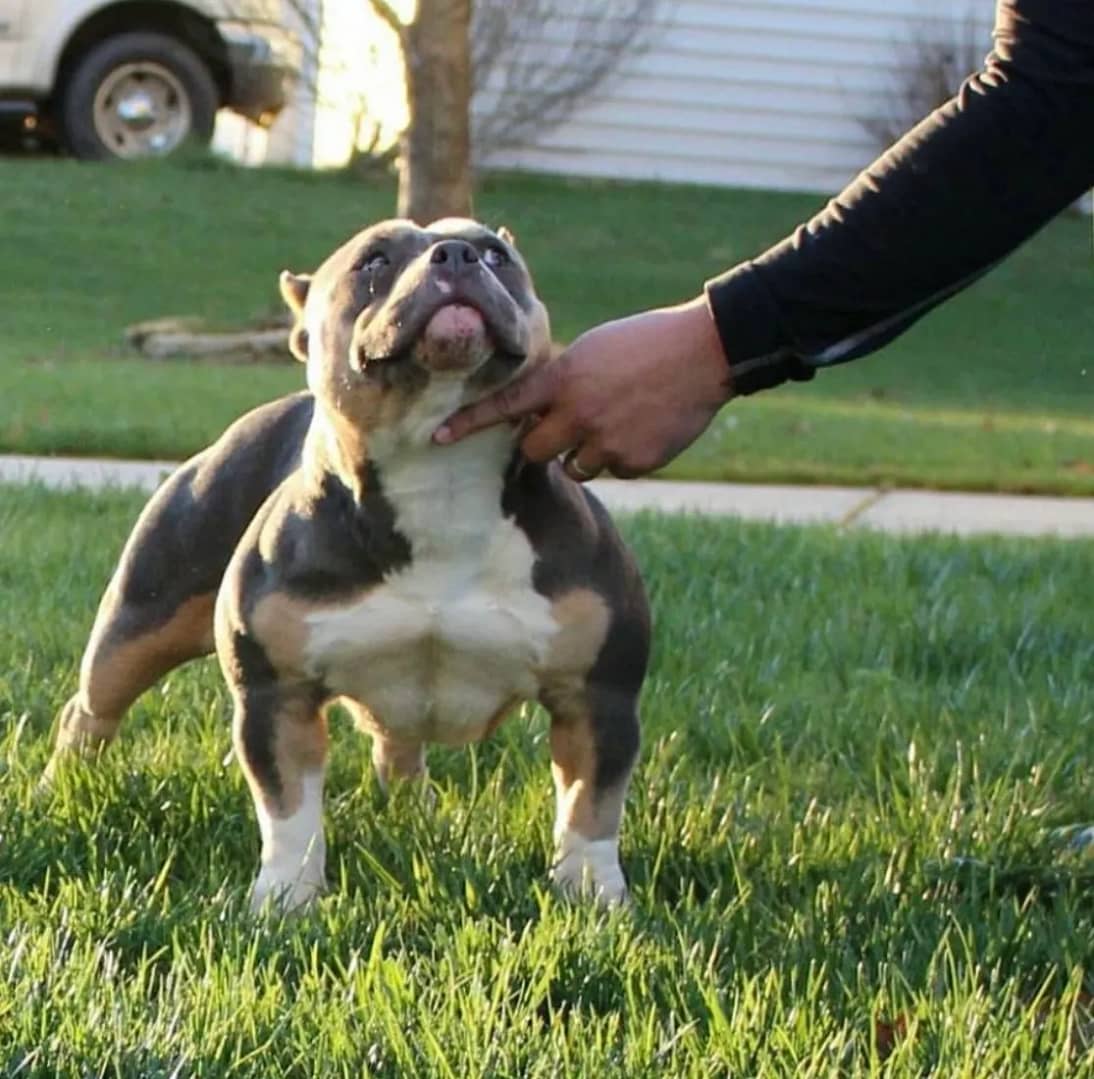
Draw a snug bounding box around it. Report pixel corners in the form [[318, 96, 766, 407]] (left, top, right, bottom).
[[60, 31, 218, 160]]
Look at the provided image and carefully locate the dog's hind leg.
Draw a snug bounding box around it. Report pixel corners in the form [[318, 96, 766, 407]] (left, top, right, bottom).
[[47, 586, 216, 776], [45, 466, 224, 777], [45, 395, 314, 782]]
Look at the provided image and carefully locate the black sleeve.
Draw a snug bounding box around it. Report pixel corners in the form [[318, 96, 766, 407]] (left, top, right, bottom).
[[704, 0, 1094, 396]]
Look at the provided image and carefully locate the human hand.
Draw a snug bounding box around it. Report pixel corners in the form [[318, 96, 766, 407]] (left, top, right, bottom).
[[433, 296, 733, 479]]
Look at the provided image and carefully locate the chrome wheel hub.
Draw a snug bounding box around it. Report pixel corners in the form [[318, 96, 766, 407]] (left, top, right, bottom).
[[92, 62, 192, 158]]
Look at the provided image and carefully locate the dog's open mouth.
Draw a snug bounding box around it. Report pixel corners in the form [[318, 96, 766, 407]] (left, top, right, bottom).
[[409, 300, 498, 374], [424, 302, 487, 343], [356, 278, 529, 372]]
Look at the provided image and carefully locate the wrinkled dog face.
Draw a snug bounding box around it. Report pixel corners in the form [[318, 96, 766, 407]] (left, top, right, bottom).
[[280, 218, 552, 440]]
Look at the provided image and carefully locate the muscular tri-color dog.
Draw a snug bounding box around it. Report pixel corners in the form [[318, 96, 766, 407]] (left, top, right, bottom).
[[47, 218, 650, 910]]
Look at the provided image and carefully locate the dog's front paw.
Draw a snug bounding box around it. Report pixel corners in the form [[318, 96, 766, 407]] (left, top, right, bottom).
[[250, 870, 324, 915], [250, 837, 326, 915], [550, 833, 628, 907]]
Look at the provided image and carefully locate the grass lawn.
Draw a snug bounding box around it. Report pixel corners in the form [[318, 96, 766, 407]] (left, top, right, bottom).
[[1, 158, 1093, 493], [3, 484, 1094, 1074]]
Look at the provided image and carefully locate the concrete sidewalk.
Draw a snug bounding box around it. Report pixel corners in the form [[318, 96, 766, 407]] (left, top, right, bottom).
[[3, 453, 1094, 539]]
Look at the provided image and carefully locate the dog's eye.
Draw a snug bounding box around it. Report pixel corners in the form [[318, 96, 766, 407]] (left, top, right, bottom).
[[358, 251, 389, 273], [483, 245, 509, 268]]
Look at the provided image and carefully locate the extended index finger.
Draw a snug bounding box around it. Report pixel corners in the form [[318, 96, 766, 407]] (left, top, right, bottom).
[[433, 363, 560, 444]]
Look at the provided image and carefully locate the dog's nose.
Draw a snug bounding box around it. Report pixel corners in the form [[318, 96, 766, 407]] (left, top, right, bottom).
[[429, 240, 479, 266]]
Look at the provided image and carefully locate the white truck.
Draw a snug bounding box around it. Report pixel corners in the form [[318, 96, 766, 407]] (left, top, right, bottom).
[[0, 0, 297, 158]]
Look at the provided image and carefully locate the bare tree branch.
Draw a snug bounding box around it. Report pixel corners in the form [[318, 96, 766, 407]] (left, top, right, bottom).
[[367, 0, 406, 42], [859, 10, 989, 149], [470, 0, 662, 163]]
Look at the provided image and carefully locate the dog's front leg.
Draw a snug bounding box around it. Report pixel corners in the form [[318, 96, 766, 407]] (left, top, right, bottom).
[[544, 684, 639, 907], [228, 680, 329, 913]]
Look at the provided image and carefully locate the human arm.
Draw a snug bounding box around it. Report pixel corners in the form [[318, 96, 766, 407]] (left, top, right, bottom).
[[437, 0, 1094, 476], [710, 0, 1094, 394]]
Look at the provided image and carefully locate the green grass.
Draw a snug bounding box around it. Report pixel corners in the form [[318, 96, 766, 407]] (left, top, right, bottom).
[[662, 395, 1094, 495], [3, 484, 1094, 1075], [1, 156, 1093, 492]]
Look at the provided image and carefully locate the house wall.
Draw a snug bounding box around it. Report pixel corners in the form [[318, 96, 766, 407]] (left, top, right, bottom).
[[244, 0, 996, 197], [476, 0, 995, 194]]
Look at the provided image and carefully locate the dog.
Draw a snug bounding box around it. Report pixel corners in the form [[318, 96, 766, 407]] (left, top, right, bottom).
[[46, 218, 650, 911]]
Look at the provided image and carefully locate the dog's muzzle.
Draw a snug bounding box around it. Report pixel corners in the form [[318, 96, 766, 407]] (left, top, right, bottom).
[[353, 253, 531, 372]]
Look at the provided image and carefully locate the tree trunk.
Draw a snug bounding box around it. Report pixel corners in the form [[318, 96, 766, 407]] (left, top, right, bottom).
[[398, 0, 474, 223]]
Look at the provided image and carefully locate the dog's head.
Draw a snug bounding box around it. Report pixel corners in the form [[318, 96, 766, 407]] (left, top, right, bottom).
[[280, 218, 551, 445]]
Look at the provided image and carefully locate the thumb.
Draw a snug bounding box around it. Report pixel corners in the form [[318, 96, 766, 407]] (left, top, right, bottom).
[[433, 364, 558, 444]]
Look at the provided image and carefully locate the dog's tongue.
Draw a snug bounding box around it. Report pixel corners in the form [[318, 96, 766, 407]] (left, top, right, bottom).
[[425, 303, 485, 342]]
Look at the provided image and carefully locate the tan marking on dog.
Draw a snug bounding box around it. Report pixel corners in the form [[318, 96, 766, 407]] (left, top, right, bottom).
[[372, 736, 428, 786], [538, 588, 613, 826], [51, 592, 216, 766], [338, 698, 427, 786], [275, 701, 328, 801], [51, 697, 120, 755], [524, 301, 552, 371], [249, 591, 314, 677], [230, 685, 327, 820], [540, 589, 611, 680], [301, 408, 374, 497], [301, 325, 431, 499], [548, 706, 625, 841], [83, 591, 215, 719], [340, 695, 378, 733]]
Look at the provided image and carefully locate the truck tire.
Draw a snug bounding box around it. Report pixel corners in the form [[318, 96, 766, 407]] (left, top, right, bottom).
[[60, 31, 218, 160]]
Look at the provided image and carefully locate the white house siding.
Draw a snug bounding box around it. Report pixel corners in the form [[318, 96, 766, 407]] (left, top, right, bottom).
[[478, 0, 996, 194], [262, 0, 320, 167]]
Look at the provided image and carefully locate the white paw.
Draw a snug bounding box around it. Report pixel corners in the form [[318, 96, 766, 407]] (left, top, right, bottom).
[[550, 833, 628, 907], [250, 866, 324, 914], [251, 772, 326, 914]]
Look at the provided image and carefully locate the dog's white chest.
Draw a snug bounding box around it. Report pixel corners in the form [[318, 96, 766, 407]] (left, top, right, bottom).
[[303, 421, 557, 744]]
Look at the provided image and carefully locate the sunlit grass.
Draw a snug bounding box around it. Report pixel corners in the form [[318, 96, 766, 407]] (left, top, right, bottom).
[[1, 159, 1092, 493], [2, 484, 1093, 1074], [663, 393, 1094, 495]]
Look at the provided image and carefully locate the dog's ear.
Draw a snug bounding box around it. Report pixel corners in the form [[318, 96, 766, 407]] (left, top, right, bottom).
[[496, 225, 517, 248], [279, 270, 311, 362]]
